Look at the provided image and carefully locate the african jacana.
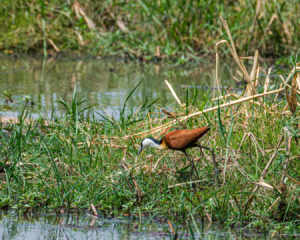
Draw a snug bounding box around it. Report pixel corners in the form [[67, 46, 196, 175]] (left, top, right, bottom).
[[137, 125, 217, 182]]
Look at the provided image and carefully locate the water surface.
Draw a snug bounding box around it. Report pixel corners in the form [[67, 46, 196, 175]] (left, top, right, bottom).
[[0, 56, 236, 119], [0, 210, 280, 240]]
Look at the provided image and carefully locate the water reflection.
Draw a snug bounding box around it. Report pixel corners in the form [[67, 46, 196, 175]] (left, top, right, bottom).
[[0, 56, 237, 119], [1, 211, 164, 240], [0, 210, 277, 240]]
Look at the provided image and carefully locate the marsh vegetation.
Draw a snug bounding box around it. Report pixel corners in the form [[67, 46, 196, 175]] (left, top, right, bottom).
[[1, 53, 300, 239], [1, 1, 300, 238], [1, 0, 300, 62]]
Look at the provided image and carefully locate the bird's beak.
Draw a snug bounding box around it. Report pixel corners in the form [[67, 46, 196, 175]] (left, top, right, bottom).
[[137, 147, 142, 156]]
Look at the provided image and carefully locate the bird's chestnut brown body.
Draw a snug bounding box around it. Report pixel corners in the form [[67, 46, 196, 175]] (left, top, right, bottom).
[[163, 126, 210, 150]]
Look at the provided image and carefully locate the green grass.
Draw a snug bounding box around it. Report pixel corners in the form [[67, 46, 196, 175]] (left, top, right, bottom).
[[0, 67, 300, 235], [0, 0, 299, 62]]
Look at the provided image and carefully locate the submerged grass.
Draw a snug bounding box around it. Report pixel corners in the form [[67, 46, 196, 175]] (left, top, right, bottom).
[[0, 60, 300, 235], [1, 0, 300, 62]]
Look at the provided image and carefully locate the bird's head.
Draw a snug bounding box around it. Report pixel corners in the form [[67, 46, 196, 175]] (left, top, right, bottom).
[[137, 138, 161, 156]]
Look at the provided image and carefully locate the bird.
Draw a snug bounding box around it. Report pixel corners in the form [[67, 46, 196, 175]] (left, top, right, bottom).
[[137, 125, 217, 182]]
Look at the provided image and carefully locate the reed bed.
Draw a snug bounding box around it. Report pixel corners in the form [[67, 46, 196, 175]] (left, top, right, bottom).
[[1, 0, 300, 62], [1, 23, 300, 237]]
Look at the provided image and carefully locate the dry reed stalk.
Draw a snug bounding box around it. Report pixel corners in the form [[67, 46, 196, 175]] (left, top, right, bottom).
[[236, 70, 244, 78], [204, 208, 212, 223], [264, 67, 272, 93], [269, 101, 284, 110], [274, 83, 284, 101], [90, 204, 98, 216], [271, 231, 277, 238], [48, 38, 60, 52], [153, 150, 170, 170], [121, 163, 143, 201], [286, 69, 299, 115], [193, 192, 212, 223], [231, 75, 242, 83], [220, 17, 260, 100], [75, 31, 84, 45], [73, 1, 96, 30], [132, 88, 284, 138], [244, 135, 284, 214], [240, 56, 254, 60], [102, 108, 114, 121], [251, 179, 274, 190], [265, 197, 280, 214], [132, 178, 142, 202], [156, 106, 186, 129], [267, 14, 278, 30], [165, 80, 183, 106], [250, 134, 260, 157], [167, 220, 176, 236], [168, 179, 207, 188], [247, 50, 260, 96], [116, 15, 129, 32], [296, 73, 300, 91], [156, 126, 172, 138], [282, 22, 292, 45], [133, 156, 150, 172], [238, 132, 265, 156], [132, 106, 142, 119], [282, 67, 296, 89], [215, 40, 228, 101], [281, 127, 291, 183], [129, 121, 147, 139], [284, 174, 300, 185], [105, 7, 129, 32], [255, 66, 261, 88], [249, 0, 262, 34]]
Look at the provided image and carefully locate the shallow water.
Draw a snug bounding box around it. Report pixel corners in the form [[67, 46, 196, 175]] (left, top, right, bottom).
[[0, 210, 283, 240], [0, 55, 237, 119]]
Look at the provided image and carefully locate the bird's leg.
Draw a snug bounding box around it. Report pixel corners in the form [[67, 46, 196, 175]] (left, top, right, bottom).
[[196, 145, 218, 183], [183, 151, 200, 181]]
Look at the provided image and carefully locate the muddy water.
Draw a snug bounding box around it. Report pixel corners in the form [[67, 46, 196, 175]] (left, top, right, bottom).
[[0, 210, 276, 240], [0, 56, 237, 119]]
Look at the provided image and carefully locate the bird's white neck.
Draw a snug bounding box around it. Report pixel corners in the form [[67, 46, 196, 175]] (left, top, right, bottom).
[[142, 138, 169, 150], [142, 138, 161, 150]]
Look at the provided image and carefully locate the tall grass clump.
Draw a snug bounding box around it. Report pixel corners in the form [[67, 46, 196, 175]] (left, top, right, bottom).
[[1, 0, 300, 62]]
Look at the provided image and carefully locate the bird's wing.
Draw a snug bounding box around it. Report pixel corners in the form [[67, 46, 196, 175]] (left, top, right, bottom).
[[164, 127, 209, 150]]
